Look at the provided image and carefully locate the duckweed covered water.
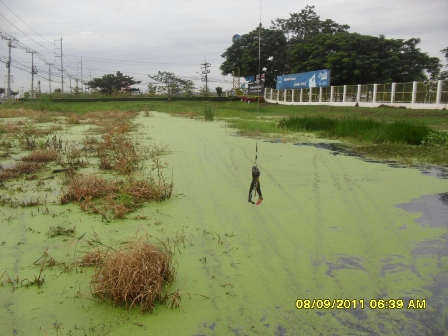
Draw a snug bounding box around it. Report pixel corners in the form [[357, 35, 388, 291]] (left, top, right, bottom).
[[1, 112, 448, 335]]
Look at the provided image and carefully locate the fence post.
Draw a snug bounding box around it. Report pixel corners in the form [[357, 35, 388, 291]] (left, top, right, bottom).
[[300, 88, 303, 102], [284, 90, 287, 103], [436, 80, 442, 104], [343, 85, 347, 102], [277, 89, 280, 103], [270, 88, 273, 100], [309, 87, 313, 103], [319, 87, 323, 103], [412, 81, 417, 104], [291, 89, 295, 102], [357, 84, 361, 102], [391, 82, 396, 103], [330, 86, 334, 102], [373, 84, 378, 103]]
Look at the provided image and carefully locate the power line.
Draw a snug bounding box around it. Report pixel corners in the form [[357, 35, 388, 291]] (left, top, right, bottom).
[[0, 0, 54, 46], [0, 12, 53, 54]]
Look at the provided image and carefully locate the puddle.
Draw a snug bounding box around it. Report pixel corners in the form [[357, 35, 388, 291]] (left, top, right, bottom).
[[421, 166, 448, 179], [396, 193, 448, 229]]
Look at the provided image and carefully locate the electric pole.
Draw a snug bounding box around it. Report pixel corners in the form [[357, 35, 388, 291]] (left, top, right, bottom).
[[26, 49, 37, 98], [45, 62, 54, 93], [80, 58, 83, 92], [78, 59, 83, 92], [200, 61, 211, 96], [3, 37, 16, 99], [55, 37, 63, 92]]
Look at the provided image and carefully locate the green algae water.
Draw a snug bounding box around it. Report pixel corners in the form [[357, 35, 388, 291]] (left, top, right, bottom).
[[1, 112, 447, 335]]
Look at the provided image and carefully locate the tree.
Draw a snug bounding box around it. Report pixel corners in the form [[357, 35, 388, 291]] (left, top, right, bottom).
[[199, 85, 213, 97], [73, 86, 82, 95], [148, 71, 195, 99], [271, 5, 349, 44], [146, 83, 157, 96], [290, 32, 442, 85], [438, 47, 448, 79], [215, 86, 223, 97], [220, 25, 288, 87], [87, 71, 141, 95], [0, 88, 4, 95]]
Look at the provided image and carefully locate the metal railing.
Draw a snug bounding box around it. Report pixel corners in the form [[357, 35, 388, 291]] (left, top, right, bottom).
[[265, 80, 448, 109]]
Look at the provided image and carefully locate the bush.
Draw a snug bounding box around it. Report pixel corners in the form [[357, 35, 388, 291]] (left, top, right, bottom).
[[421, 131, 448, 147], [90, 239, 175, 313], [203, 103, 214, 121], [239, 96, 265, 104], [278, 116, 434, 145]]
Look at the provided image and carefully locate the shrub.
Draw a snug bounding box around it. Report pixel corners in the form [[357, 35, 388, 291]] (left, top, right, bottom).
[[239, 96, 265, 104], [203, 103, 214, 121], [90, 239, 175, 313]]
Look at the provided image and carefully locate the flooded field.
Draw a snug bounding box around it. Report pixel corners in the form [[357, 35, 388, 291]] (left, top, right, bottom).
[[1, 111, 447, 335]]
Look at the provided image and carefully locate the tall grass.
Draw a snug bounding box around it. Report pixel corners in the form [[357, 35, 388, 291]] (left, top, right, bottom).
[[279, 116, 434, 145]]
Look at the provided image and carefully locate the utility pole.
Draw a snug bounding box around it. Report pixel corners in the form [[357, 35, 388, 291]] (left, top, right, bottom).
[[45, 62, 54, 93], [77, 59, 83, 92], [80, 58, 83, 92], [55, 37, 63, 92], [3, 37, 16, 99], [26, 49, 37, 98], [200, 61, 211, 96]]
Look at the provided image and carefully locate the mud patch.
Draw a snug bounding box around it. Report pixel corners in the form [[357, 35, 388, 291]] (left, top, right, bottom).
[[396, 193, 448, 229], [293, 142, 352, 156], [326, 255, 366, 277], [420, 166, 448, 179]]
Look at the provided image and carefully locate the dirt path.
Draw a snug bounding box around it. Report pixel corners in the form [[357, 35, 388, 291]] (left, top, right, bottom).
[[1, 111, 447, 335]]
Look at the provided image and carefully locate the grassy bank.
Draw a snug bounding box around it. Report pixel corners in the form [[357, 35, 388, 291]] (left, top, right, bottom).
[[2, 99, 447, 166]]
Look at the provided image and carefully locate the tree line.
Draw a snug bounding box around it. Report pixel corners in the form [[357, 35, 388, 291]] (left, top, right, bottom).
[[220, 5, 447, 87]]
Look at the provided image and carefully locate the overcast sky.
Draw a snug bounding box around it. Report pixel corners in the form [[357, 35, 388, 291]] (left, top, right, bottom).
[[1, 0, 447, 95]]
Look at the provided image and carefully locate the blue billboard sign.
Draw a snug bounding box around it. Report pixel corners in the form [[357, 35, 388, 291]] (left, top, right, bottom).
[[276, 69, 330, 90]]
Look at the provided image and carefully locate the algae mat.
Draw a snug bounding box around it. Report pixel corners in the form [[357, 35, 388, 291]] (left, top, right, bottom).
[[1, 112, 448, 335]]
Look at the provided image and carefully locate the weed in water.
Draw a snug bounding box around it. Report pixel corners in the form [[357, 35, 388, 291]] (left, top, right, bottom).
[[203, 103, 215, 121], [21, 149, 58, 162], [79, 248, 104, 267], [90, 238, 176, 313], [0, 162, 42, 182], [47, 223, 76, 238]]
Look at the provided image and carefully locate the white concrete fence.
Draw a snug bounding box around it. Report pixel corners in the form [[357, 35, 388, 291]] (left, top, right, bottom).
[[265, 80, 448, 110]]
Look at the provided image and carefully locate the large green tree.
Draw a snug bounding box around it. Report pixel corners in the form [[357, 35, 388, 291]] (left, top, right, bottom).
[[271, 5, 349, 44], [221, 5, 443, 88], [290, 33, 442, 85], [220, 25, 288, 88], [87, 71, 141, 95], [148, 71, 195, 99], [221, 6, 349, 87], [438, 47, 448, 79]]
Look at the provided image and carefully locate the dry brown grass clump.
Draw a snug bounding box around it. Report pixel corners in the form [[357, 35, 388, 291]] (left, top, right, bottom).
[[79, 248, 104, 267], [60, 171, 173, 220], [90, 240, 175, 313], [0, 161, 42, 181], [60, 172, 119, 204], [97, 132, 139, 173], [21, 149, 58, 162]]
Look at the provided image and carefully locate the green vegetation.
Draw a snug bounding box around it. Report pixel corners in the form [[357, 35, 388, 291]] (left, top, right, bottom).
[[1, 99, 447, 166], [220, 5, 445, 86], [278, 117, 434, 145], [203, 103, 215, 121]]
